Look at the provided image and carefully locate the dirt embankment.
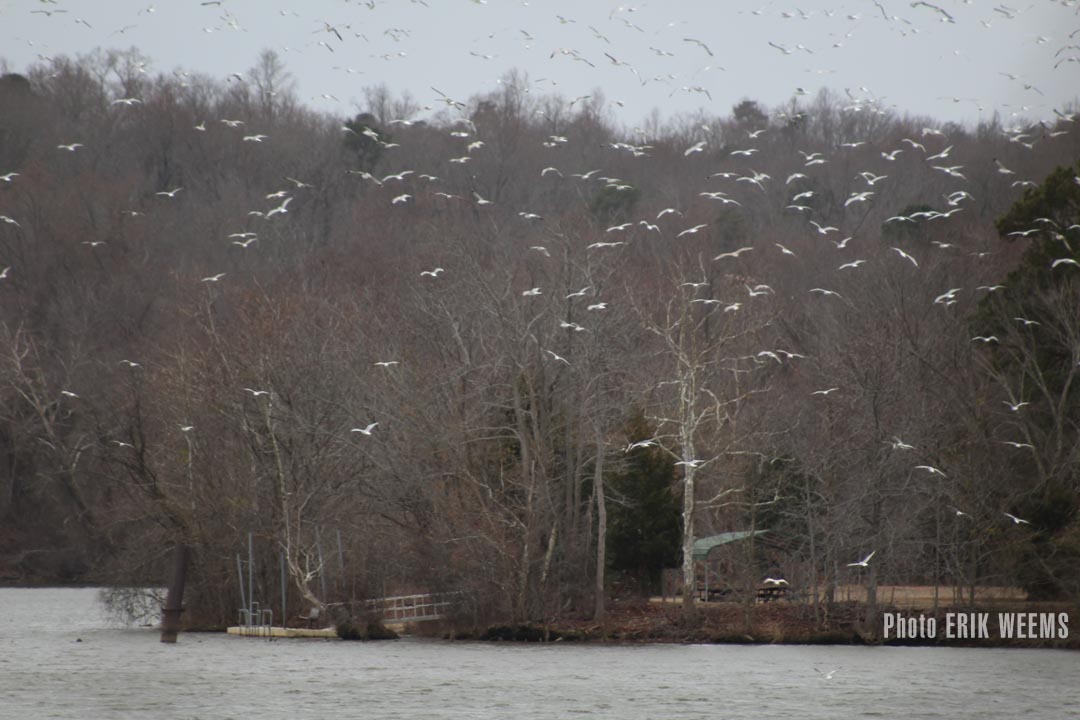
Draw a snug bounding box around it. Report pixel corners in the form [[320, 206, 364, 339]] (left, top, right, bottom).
[[444, 597, 1080, 649]]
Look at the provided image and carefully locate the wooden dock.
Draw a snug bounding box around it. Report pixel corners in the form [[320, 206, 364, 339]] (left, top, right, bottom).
[[227, 591, 461, 639], [227, 625, 338, 639]]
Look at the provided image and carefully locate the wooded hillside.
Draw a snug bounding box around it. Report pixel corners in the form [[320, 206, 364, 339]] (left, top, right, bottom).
[[1, 49, 1077, 626]]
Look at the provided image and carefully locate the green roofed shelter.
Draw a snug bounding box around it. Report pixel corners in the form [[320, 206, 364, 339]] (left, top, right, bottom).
[[690, 530, 770, 602], [691, 530, 769, 561]]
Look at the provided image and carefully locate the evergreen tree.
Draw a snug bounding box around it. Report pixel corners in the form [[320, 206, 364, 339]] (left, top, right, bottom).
[[975, 161, 1080, 600], [606, 410, 681, 595]]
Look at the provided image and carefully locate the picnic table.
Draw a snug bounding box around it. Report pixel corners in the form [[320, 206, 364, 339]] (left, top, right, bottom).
[[755, 585, 788, 603]]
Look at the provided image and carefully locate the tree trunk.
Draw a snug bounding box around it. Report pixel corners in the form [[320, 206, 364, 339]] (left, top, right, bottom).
[[539, 522, 558, 619], [681, 465, 697, 620], [805, 478, 821, 623], [593, 425, 607, 621], [160, 542, 190, 643]]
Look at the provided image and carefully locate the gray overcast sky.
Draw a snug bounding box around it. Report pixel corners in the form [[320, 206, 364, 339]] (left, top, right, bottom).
[[1, 0, 1077, 129]]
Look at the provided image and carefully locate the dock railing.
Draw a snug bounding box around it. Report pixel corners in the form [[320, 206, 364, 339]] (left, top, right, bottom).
[[329, 591, 464, 624], [235, 602, 275, 637]]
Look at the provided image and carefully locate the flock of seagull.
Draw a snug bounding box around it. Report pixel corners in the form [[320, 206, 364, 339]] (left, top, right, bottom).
[[5, 1, 1078, 123], [2, 2, 1077, 579]]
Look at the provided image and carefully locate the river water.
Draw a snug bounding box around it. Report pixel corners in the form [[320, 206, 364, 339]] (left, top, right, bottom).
[[2, 588, 1077, 719]]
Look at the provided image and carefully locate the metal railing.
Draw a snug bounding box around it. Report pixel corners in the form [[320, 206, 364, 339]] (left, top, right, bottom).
[[235, 602, 274, 638], [359, 591, 461, 623]]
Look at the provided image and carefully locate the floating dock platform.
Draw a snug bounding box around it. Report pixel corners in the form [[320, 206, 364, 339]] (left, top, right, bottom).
[[227, 625, 338, 638]]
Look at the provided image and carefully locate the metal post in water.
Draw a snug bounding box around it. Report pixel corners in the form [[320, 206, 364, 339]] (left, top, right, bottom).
[[248, 532, 254, 622], [236, 553, 246, 617], [160, 543, 189, 643]]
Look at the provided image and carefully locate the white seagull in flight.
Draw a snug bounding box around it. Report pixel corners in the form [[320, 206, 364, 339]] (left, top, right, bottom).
[[891, 247, 919, 267], [847, 551, 875, 567], [677, 224, 708, 238], [545, 350, 569, 365]]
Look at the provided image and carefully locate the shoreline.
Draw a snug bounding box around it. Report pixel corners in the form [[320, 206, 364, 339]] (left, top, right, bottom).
[[434, 599, 1080, 650], [4, 583, 1075, 648]]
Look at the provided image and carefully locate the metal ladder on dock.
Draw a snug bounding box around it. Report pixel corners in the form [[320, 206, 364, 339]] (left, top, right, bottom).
[[236, 602, 275, 638]]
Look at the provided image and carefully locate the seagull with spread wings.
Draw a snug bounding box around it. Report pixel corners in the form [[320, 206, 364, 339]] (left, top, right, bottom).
[[891, 247, 919, 267], [847, 551, 875, 567]]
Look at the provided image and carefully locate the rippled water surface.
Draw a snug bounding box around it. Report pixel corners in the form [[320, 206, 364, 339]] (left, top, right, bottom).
[[2, 588, 1078, 719]]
